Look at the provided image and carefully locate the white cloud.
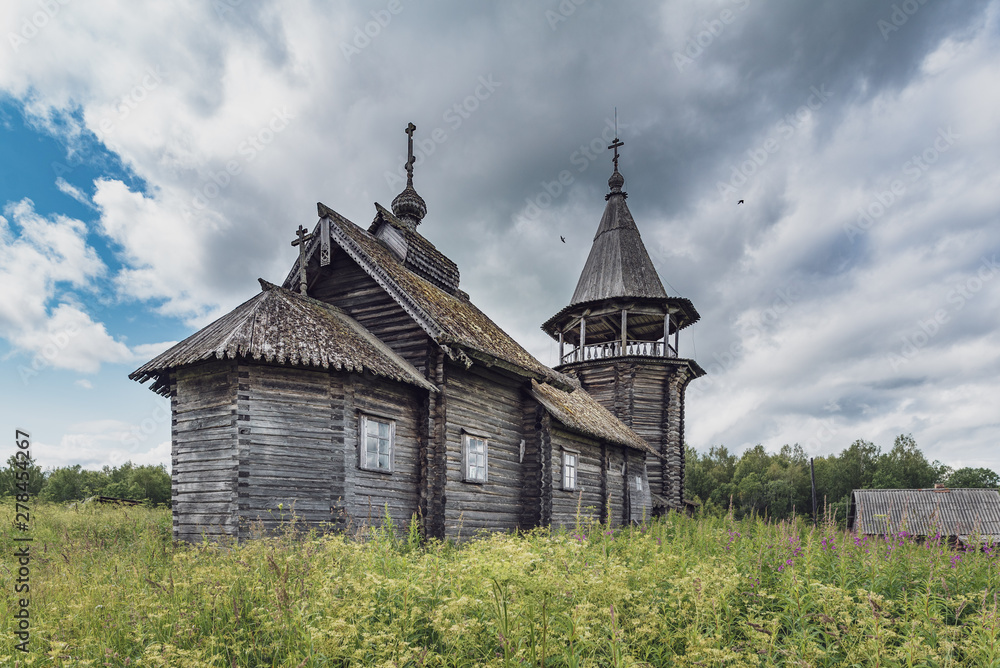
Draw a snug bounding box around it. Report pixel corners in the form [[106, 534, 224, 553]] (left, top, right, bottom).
[[34, 417, 170, 470], [55, 177, 93, 208]]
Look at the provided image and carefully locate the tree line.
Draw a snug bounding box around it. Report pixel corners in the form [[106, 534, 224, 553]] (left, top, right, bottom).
[[685, 434, 999, 523], [0, 457, 171, 506]]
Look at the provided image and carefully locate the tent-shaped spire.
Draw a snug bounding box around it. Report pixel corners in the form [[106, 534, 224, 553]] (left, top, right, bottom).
[[570, 166, 667, 305]]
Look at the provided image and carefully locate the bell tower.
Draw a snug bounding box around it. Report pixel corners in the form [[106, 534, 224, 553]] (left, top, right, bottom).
[[542, 136, 705, 513]]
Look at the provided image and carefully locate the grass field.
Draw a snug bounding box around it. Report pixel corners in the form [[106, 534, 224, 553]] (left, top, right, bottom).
[[1, 500, 998, 667]]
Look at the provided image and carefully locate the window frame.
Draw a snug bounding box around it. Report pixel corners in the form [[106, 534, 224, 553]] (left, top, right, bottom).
[[562, 450, 578, 491], [462, 431, 489, 484], [358, 413, 395, 474]]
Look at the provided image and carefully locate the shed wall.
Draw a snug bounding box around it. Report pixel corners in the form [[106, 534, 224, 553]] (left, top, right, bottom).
[[172, 360, 238, 542]]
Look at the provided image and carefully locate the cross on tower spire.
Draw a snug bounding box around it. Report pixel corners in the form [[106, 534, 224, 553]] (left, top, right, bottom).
[[608, 136, 624, 173], [404, 122, 416, 186], [290, 224, 314, 295]]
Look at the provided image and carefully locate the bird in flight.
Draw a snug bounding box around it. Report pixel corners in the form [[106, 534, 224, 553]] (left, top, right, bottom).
[[737, 200, 744, 205], [560, 236, 566, 243]]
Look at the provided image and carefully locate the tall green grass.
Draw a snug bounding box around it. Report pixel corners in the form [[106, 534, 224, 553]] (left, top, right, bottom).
[[1, 500, 997, 666]]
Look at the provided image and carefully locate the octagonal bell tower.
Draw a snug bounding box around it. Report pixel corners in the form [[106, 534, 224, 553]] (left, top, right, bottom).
[[542, 138, 704, 514]]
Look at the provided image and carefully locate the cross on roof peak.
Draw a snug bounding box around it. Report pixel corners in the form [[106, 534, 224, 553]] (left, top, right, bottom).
[[404, 122, 416, 186], [290, 224, 314, 295], [608, 137, 624, 172]]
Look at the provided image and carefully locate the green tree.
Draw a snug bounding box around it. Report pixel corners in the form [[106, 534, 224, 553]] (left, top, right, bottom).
[[0, 454, 45, 496], [945, 467, 1000, 489], [872, 434, 944, 489]]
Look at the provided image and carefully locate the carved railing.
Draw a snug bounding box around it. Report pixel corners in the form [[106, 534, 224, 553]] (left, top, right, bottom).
[[561, 340, 676, 364]]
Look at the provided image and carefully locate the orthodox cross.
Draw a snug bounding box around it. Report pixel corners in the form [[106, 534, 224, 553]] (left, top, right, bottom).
[[290, 224, 314, 295], [404, 122, 416, 186], [608, 136, 624, 172]]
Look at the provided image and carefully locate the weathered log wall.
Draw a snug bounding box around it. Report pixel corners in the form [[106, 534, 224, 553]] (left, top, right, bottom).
[[548, 426, 604, 529], [172, 360, 238, 542], [442, 363, 525, 537], [341, 372, 423, 533], [237, 363, 336, 538], [310, 248, 431, 374]]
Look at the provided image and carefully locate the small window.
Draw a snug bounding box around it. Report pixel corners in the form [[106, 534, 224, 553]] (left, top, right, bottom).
[[359, 414, 394, 473], [563, 452, 578, 491], [635, 474, 643, 492], [463, 434, 488, 483]]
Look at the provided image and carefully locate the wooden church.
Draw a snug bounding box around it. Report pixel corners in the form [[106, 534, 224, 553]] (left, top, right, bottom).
[[130, 124, 705, 542]]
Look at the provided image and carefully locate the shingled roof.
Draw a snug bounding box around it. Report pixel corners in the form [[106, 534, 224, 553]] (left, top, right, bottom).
[[530, 379, 654, 454], [130, 280, 435, 396], [286, 203, 573, 389], [849, 488, 1000, 543], [570, 169, 668, 306]]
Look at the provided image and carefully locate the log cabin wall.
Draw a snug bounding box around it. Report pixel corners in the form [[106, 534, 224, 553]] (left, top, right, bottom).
[[565, 358, 692, 512], [341, 372, 423, 534], [237, 363, 336, 538], [519, 401, 544, 529], [605, 446, 626, 527], [310, 249, 432, 375], [442, 363, 526, 538], [626, 449, 652, 523], [171, 360, 238, 542], [548, 426, 604, 529]]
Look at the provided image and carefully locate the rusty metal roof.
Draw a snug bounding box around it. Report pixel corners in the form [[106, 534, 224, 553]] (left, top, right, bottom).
[[849, 488, 1000, 542], [130, 280, 435, 395], [530, 379, 654, 454], [570, 170, 668, 306]]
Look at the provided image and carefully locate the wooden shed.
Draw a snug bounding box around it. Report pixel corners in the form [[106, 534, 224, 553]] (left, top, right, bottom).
[[848, 488, 1000, 544], [130, 124, 703, 542]]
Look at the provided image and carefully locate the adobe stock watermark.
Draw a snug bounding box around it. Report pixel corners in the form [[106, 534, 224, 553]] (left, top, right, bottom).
[[886, 255, 1000, 372], [717, 85, 832, 202], [17, 322, 80, 385], [689, 278, 803, 399], [92, 66, 165, 144], [189, 107, 295, 212], [122, 402, 171, 450], [383, 75, 502, 191], [7, 0, 72, 53], [340, 0, 409, 62], [519, 116, 621, 220], [877, 0, 930, 41], [672, 0, 751, 72], [545, 0, 588, 31], [843, 126, 958, 243], [803, 418, 839, 454]]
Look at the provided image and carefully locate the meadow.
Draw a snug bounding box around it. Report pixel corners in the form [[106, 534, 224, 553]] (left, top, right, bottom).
[[1, 501, 998, 667]]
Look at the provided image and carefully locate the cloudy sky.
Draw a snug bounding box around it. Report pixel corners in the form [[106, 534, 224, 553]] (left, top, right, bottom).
[[1, 0, 998, 473]]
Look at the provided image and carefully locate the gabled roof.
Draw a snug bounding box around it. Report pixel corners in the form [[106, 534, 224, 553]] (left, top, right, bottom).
[[286, 202, 573, 390], [369, 203, 460, 294], [849, 488, 1000, 542], [530, 379, 654, 454], [130, 280, 435, 396], [570, 172, 668, 306]]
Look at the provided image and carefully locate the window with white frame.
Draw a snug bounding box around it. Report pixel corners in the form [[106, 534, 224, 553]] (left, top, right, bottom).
[[562, 451, 578, 491], [359, 414, 394, 473], [635, 473, 643, 492], [463, 432, 488, 483]]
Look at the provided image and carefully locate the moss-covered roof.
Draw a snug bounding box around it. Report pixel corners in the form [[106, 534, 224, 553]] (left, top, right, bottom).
[[310, 203, 570, 388], [529, 379, 654, 454], [129, 280, 435, 396]]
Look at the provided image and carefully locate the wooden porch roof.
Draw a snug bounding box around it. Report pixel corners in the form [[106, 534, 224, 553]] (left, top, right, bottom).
[[129, 280, 436, 396], [530, 379, 654, 454]]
